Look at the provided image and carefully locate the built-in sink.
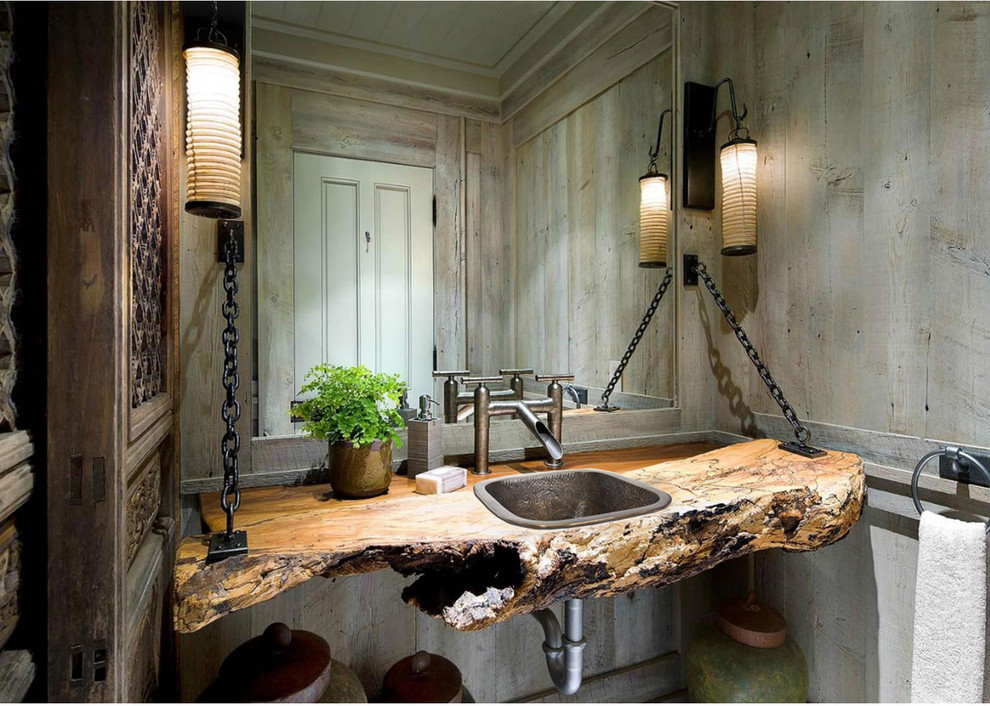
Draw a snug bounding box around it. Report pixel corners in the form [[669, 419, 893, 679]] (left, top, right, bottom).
[[473, 469, 672, 529]]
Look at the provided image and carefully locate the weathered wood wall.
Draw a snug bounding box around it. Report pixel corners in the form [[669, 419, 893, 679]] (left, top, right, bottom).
[[680, 2, 990, 700], [511, 49, 675, 397]]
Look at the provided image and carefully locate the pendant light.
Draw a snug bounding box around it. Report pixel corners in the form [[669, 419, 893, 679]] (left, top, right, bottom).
[[639, 108, 672, 268], [184, 2, 242, 219], [711, 78, 757, 255]]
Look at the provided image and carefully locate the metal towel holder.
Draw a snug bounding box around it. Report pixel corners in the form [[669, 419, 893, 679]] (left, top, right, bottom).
[[910, 445, 990, 534]]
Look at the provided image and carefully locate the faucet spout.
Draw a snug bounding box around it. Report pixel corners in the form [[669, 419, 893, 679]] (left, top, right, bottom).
[[514, 403, 563, 461]]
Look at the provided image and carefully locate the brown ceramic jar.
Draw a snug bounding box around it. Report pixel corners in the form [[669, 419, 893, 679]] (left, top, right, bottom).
[[329, 439, 393, 498]]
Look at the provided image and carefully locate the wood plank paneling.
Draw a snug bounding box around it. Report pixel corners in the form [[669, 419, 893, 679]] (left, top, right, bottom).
[[928, 1, 990, 445], [433, 113, 467, 376], [255, 83, 295, 438], [291, 89, 437, 168], [513, 55, 675, 398], [465, 120, 513, 374]]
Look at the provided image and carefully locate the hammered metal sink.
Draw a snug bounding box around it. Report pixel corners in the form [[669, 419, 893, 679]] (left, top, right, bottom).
[[473, 469, 672, 529]]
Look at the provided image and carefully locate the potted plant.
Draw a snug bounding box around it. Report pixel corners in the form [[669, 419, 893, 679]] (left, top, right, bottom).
[[290, 364, 407, 498]]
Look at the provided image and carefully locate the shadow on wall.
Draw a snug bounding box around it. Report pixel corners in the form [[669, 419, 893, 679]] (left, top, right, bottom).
[[697, 290, 757, 437]]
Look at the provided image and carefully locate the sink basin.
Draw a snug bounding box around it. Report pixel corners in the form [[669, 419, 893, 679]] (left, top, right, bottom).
[[473, 469, 672, 529]]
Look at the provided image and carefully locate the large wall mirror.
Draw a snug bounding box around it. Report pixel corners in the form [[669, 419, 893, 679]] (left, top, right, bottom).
[[251, 1, 678, 449]]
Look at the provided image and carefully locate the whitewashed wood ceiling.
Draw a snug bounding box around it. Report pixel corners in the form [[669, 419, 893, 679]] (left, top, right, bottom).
[[252, 1, 567, 76]]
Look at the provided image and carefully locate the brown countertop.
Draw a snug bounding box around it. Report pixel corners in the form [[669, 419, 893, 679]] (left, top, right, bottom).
[[175, 440, 865, 634]]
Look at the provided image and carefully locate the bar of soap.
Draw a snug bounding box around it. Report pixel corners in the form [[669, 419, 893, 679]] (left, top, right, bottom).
[[415, 466, 467, 494]]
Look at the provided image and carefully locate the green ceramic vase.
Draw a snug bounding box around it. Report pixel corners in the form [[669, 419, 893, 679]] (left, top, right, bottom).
[[329, 439, 393, 498], [319, 659, 368, 703], [685, 620, 808, 703]]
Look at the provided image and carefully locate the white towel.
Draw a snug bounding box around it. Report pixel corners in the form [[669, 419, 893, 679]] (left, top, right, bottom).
[[911, 510, 987, 703]]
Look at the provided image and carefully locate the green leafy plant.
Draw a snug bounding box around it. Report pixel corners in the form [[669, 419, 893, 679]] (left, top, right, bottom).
[[290, 364, 407, 448]]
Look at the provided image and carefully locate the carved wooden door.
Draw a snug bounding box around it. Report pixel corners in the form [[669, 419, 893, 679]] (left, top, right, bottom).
[[47, 2, 180, 700]]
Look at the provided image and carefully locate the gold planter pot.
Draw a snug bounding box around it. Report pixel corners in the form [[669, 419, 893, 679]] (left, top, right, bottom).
[[329, 439, 393, 499]]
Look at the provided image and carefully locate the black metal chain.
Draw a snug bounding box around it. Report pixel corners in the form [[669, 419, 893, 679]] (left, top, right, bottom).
[[219, 234, 241, 537], [695, 261, 812, 445], [597, 268, 674, 411]]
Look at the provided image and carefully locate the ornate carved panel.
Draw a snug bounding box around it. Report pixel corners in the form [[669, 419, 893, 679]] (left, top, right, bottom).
[[129, 1, 167, 408], [0, 518, 20, 651], [126, 452, 162, 567], [0, 4, 18, 431]]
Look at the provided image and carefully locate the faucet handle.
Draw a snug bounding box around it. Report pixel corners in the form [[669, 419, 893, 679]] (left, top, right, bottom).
[[499, 368, 534, 376], [461, 375, 503, 386], [536, 373, 575, 383], [433, 369, 470, 380]]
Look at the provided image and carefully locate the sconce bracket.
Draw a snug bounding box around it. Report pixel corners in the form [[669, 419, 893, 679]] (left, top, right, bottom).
[[683, 81, 717, 210], [217, 219, 245, 263], [683, 254, 699, 286]]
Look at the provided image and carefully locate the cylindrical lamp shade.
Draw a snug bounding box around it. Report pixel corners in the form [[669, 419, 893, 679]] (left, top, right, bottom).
[[184, 43, 242, 219], [639, 173, 669, 267], [719, 138, 758, 255]]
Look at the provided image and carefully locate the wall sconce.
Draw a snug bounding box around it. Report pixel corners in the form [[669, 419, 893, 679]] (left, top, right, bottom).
[[682, 78, 758, 256], [184, 2, 242, 219], [639, 108, 672, 268], [185, 3, 248, 562]]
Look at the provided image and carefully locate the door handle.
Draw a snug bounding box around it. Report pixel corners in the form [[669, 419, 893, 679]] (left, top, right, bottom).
[[364, 231, 371, 252]]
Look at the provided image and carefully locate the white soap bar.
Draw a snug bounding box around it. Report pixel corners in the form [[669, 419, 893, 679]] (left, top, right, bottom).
[[415, 466, 467, 494]]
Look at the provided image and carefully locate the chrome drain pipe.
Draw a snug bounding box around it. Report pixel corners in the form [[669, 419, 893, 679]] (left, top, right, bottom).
[[531, 598, 586, 695]]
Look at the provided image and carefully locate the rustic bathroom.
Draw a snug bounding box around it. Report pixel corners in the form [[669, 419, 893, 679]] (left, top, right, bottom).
[[0, 0, 987, 702]]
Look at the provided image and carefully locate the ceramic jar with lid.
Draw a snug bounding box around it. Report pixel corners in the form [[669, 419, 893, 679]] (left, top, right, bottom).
[[199, 622, 334, 702], [685, 593, 808, 702], [198, 622, 367, 703], [382, 650, 464, 703]]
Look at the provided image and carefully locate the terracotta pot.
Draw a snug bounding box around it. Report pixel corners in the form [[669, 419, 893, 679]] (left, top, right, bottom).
[[329, 439, 392, 498]]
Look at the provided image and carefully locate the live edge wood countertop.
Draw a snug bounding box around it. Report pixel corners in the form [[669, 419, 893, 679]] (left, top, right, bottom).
[[174, 440, 865, 634]]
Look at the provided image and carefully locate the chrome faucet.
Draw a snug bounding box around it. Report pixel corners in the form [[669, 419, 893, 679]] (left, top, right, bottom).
[[464, 373, 574, 474], [433, 368, 532, 423]]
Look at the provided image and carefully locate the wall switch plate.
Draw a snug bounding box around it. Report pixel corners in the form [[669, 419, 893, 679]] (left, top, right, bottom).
[[683, 254, 699, 286]]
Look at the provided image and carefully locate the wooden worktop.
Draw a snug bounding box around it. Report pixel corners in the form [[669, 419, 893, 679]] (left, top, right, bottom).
[[175, 440, 865, 634]]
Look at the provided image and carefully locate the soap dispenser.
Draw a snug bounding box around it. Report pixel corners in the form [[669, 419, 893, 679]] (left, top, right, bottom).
[[407, 395, 443, 476]]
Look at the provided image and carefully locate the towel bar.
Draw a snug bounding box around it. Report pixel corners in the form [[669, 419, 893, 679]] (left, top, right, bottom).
[[911, 446, 990, 534]]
